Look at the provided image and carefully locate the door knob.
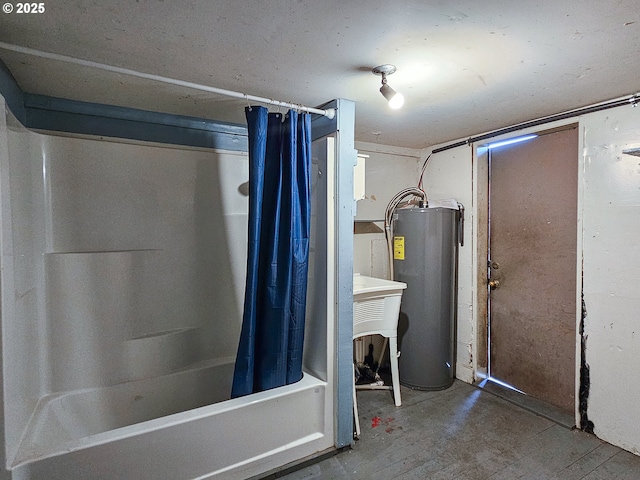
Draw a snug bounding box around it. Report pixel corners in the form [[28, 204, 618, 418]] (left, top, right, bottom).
[[488, 279, 500, 290]]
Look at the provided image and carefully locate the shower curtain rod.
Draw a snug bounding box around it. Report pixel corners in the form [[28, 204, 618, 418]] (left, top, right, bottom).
[[0, 42, 336, 119]]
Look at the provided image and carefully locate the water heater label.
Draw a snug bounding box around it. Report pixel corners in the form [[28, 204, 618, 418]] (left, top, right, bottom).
[[393, 236, 405, 260]]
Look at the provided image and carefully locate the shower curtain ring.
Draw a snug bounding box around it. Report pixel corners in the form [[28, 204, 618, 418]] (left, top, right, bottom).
[[244, 94, 252, 111]]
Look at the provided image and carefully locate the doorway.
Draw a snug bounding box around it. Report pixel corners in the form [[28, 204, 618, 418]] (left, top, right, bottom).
[[486, 126, 578, 414]]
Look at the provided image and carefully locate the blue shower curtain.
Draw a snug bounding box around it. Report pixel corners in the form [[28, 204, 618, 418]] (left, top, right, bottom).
[[231, 106, 312, 398]]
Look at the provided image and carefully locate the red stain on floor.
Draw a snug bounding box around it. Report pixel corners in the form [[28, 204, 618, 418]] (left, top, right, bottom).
[[371, 416, 395, 431]]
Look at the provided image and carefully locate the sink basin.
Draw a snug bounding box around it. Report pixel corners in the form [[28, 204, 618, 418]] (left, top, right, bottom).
[[353, 274, 407, 337]]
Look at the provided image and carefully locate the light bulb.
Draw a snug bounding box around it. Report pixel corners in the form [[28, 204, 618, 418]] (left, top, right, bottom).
[[388, 92, 404, 109], [380, 83, 404, 109]]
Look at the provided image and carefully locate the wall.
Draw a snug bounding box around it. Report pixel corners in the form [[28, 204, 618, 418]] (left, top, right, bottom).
[[419, 145, 475, 383], [353, 141, 420, 279], [581, 106, 640, 454]]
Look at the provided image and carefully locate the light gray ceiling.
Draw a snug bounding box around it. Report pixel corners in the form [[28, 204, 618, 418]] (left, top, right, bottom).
[[0, 1, 639, 149]]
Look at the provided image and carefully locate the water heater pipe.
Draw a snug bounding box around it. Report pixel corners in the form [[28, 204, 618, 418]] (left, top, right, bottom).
[[384, 187, 428, 280]]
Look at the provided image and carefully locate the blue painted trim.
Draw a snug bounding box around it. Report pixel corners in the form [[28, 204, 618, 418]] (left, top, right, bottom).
[[1, 56, 336, 153], [0, 56, 248, 151], [332, 98, 356, 448], [0, 59, 26, 124], [311, 100, 338, 141], [24, 94, 247, 136], [24, 94, 248, 151]]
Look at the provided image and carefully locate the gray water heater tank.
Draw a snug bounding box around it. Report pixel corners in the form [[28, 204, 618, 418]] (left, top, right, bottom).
[[393, 207, 459, 390]]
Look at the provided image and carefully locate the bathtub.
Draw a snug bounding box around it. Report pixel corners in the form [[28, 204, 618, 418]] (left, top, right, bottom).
[[11, 360, 330, 479], [0, 92, 348, 480], [0, 113, 337, 480]]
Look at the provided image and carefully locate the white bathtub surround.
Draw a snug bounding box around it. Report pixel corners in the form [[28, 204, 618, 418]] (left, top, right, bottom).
[[0, 94, 352, 478]]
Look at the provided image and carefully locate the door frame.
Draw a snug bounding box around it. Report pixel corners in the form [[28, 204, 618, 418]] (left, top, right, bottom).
[[472, 120, 584, 425]]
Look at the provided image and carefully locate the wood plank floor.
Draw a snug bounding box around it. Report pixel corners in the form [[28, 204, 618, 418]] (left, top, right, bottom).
[[280, 381, 640, 479]]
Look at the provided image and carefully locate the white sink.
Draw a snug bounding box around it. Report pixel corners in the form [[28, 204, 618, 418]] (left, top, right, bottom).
[[353, 274, 407, 337]]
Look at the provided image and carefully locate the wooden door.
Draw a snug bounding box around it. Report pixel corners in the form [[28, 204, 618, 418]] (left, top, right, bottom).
[[488, 127, 578, 413]]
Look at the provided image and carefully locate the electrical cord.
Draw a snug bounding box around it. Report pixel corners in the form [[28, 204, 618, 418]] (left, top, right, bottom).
[[417, 153, 433, 190]]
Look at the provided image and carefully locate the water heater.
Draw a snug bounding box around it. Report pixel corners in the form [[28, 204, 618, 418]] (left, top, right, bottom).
[[393, 206, 461, 390]]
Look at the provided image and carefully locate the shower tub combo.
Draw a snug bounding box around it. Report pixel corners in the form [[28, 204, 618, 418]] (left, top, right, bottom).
[[0, 94, 346, 479]]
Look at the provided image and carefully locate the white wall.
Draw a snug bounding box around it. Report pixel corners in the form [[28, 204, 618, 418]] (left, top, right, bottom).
[[420, 145, 475, 383], [353, 141, 420, 279], [581, 106, 640, 454]]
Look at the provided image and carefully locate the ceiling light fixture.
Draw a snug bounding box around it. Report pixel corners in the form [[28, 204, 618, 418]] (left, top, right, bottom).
[[372, 64, 404, 109]]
